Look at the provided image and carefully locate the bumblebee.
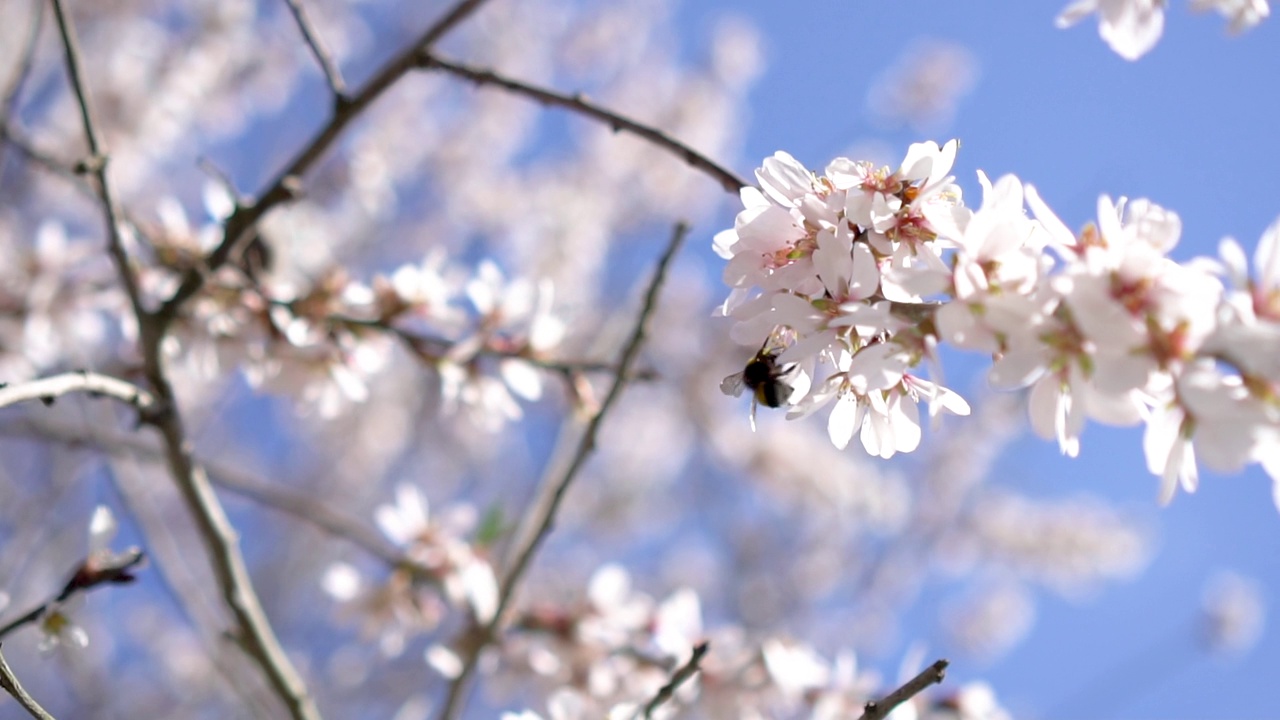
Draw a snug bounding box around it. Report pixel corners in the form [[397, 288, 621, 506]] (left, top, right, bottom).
[[721, 342, 797, 428]]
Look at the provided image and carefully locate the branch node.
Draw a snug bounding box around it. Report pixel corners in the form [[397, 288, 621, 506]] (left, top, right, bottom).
[[280, 175, 305, 200], [73, 152, 105, 175]]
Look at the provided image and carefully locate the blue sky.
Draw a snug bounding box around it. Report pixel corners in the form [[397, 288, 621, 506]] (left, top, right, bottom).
[[676, 2, 1280, 718]]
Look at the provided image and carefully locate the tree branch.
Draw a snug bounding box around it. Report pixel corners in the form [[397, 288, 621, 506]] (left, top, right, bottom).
[[280, 0, 348, 103], [857, 659, 949, 720], [0, 372, 155, 413], [436, 222, 690, 720], [46, 0, 320, 716], [157, 0, 495, 322], [47, 0, 145, 318], [638, 641, 709, 719], [0, 647, 56, 720], [418, 53, 749, 194]]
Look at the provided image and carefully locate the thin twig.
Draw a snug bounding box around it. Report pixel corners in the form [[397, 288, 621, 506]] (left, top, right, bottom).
[[45, 1, 320, 717], [857, 659, 949, 720], [47, 0, 145, 317], [324, 310, 658, 381], [0, 646, 56, 720], [0, 125, 86, 186], [279, 0, 348, 102], [0, 417, 407, 571], [206, 462, 405, 568], [436, 222, 690, 720], [0, 371, 154, 413], [418, 53, 749, 194], [637, 642, 709, 719], [0, 1, 44, 174], [0, 549, 145, 641], [157, 0, 495, 323]]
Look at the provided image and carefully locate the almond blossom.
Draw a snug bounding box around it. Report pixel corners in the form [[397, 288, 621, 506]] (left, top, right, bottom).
[[716, 144, 1280, 506], [717, 142, 972, 455]]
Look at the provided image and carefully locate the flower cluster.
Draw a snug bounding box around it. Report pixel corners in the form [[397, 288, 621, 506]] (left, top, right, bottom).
[[136, 191, 566, 426], [492, 564, 1011, 720], [714, 141, 972, 458], [716, 144, 1280, 505], [322, 485, 498, 658]]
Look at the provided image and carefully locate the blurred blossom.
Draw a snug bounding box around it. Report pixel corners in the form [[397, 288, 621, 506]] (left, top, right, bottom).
[[5, 222, 121, 374], [1056, 0, 1167, 60], [323, 485, 497, 657], [709, 15, 765, 90], [38, 506, 142, 653], [922, 682, 1013, 720], [942, 581, 1036, 660], [867, 40, 979, 133], [1199, 571, 1265, 654], [1190, 0, 1271, 33], [37, 602, 89, 652], [947, 492, 1150, 595]]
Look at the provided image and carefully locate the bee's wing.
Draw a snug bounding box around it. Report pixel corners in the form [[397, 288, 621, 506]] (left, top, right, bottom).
[[720, 371, 747, 398]]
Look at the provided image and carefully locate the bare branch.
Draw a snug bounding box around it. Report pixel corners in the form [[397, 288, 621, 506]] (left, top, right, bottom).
[[437, 222, 690, 720], [47, 0, 146, 318], [280, 0, 348, 102], [857, 659, 949, 720], [419, 53, 749, 194], [0, 371, 154, 413], [0, 647, 56, 720], [157, 0, 495, 322], [46, 0, 320, 716], [637, 642, 709, 719], [0, 124, 87, 188]]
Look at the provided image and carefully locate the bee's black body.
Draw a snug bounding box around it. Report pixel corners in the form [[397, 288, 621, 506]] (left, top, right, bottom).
[[742, 351, 789, 408]]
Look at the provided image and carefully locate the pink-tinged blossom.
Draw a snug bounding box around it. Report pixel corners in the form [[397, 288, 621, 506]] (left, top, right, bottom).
[[716, 143, 968, 454], [1056, 0, 1166, 60]]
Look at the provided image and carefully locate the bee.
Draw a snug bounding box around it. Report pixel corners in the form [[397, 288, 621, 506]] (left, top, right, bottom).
[[721, 341, 798, 429]]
